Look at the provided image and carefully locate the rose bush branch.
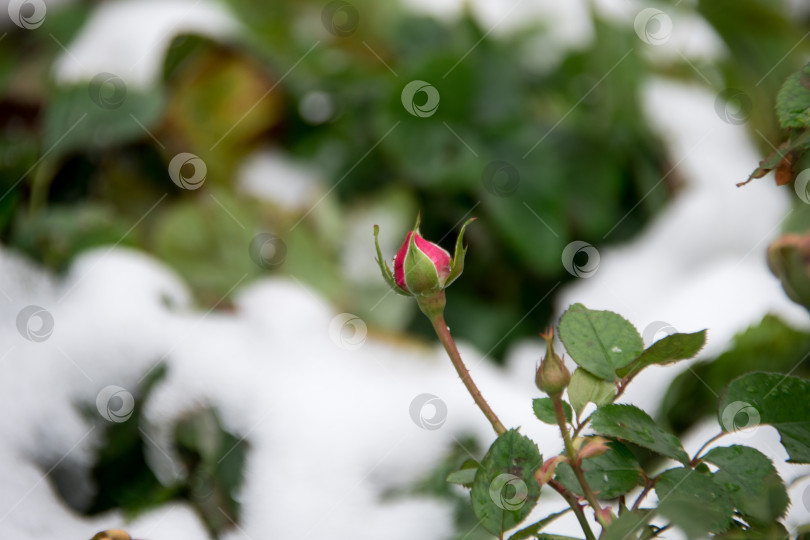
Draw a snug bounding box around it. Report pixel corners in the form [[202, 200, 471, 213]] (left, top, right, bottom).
[[374, 215, 506, 435], [374, 215, 808, 539]]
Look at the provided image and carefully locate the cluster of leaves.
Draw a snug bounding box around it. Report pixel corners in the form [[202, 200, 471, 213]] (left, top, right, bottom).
[[55, 366, 247, 538], [447, 305, 809, 539]]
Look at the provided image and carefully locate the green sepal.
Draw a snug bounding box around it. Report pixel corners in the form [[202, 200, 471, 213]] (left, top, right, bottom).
[[403, 227, 442, 296], [446, 217, 476, 287], [373, 224, 411, 296]]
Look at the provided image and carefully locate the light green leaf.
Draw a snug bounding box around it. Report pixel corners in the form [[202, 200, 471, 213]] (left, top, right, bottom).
[[558, 304, 643, 380], [471, 429, 542, 536], [776, 62, 810, 129], [568, 367, 616, 416], [446, 465, 478, 488], [718, 371, 810, 463], [532, 397, 572, 425], [591, 404, 689, 465], [616, 330, 706, 379], [703, 445, 788, 525]]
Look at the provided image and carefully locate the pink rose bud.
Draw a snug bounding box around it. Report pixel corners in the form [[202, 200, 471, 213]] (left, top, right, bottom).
[[393, 230, 452, 295], [374, 214, 475, 298]]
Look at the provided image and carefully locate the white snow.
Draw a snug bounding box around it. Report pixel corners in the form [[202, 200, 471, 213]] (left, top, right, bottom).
[[52, 0, 240, 89], [11, 0, 808, 538]]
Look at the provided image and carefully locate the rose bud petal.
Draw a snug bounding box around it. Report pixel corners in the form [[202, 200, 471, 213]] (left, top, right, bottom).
[[394, 230, 452, 295]]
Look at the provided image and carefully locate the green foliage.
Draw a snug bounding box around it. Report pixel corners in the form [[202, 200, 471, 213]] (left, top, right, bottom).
[[2, 0, 683, 358], [557, 304, 643, 380], [655, 467, 734, 537], [555, 441, 642, 499], [43, 84, 165, 159], [776, 63, 810, 129], [661, 315, 810, 435], [446, 461, 478, 488], [702, 445, 789, 525], [532, 397, 572, 425], [590, 404, 689, 465], [600, 511, 653, 540], [567, 368, 615, 416], [174, 408, 247, 536], [471, 430, 542, 536], [75, 365, 247, 537], [616, 330, 706, 379], [718, 372, 810, 463]]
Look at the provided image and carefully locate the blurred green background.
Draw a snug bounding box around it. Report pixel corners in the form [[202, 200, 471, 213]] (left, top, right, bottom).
[[2, 0, 808, 355], [3, 0, 810, 536]]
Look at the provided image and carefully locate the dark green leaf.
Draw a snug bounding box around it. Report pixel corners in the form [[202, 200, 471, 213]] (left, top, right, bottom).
[[656, 467, 734, 537], [555, 442, 643, 499], [568, 368, 615, 416], [558, 304, 643, 380], [703, 445, 788, 525], [471, 429, 542, 536], [776, 63, 810, 129], [533, 397, 572, 425], [591, 404, 689, 465], [616, 330, 706, 379], [718, 372, 810, 463], [507, 508, 570, 540]]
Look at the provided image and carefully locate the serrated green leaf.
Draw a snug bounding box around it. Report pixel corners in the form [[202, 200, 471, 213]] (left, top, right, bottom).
[[616, 330, 706, 379], [471, 429, 542, 536], [776, 63, 810, 129], [718, 372, 810, 463], [568, 368, 616, 416], [555, 441, 643, 499], [703, 445, 788, 525], [558, 304, 643, 380], [601, 510, 654, 540], [591, 404, 689, 465], [532, 397, 572, 425], [507, 508, 570, 540], [655, 467, 734, 537]]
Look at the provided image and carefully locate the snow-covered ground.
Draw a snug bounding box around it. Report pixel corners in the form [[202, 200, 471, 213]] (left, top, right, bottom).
[[2, 0, 809, 538]]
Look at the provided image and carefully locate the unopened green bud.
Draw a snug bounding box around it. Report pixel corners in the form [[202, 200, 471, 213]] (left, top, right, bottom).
[[535, 328, 570, 396], [768, 233, 810, 311]]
